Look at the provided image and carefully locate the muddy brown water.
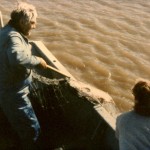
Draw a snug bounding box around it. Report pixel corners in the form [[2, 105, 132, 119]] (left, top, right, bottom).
[[0, 0, 150, 112]]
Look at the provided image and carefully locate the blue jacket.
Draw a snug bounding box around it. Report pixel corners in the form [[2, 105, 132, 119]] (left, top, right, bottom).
[[116, 110, 150, 150], [0, 24, 40, 90]]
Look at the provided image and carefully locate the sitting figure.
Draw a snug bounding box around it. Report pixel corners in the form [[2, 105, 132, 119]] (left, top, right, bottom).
[[116, 78, 150, 150]]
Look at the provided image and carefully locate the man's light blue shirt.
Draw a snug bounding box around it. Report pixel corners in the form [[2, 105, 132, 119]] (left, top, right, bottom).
[[0, 24, 40, 90], [116, 110, 150, 150]]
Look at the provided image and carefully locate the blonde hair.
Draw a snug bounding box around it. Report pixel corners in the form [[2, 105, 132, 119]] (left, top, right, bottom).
[[10, 2, 37, 24]]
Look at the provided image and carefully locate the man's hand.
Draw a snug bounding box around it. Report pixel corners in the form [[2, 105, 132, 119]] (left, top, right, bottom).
[[39, 58, 47, 69]]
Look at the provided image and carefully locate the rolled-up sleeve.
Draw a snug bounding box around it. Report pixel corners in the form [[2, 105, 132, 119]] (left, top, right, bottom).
[[7, 34, 40, 68]]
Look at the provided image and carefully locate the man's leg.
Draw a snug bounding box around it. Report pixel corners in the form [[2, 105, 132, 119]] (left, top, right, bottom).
[[0, 86, 40, 150]]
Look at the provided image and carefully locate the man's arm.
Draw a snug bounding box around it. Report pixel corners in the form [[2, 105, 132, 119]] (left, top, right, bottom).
[[7, 34, 47, 69]]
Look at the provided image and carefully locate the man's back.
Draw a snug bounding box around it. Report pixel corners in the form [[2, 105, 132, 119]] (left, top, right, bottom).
[[116, 110, 150, 150]]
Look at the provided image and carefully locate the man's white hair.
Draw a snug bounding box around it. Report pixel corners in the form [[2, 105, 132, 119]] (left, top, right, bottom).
[[11, 2, 37, 24]]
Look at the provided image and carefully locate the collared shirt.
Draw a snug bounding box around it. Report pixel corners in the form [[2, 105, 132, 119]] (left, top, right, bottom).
[[0, 24, 40, 90], [116, 110, 150, 150]]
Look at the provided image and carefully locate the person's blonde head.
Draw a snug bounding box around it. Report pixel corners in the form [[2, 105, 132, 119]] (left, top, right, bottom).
[[10, 2, 37, 25], [8, 2, 37, 36]]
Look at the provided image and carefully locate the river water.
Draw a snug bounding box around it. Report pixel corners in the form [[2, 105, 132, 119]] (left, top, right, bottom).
[[0, 0, 150, 112]]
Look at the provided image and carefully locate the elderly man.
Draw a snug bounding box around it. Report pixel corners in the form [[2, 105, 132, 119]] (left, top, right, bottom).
[[0, 2, 47, 150], [116, 79, 150, 150]]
